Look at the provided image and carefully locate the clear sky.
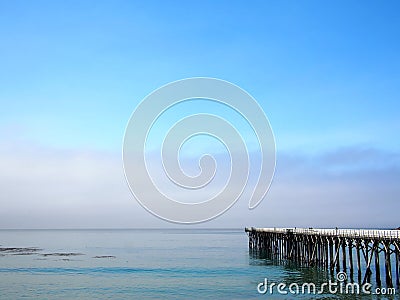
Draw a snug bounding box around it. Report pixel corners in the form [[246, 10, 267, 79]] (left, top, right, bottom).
[[1, 1, 399, 228]]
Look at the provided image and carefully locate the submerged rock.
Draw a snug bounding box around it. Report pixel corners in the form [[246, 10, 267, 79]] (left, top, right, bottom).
[[41, 252, 84, 257], [0, 247, 42, 255], [93, 255, 116, 259]]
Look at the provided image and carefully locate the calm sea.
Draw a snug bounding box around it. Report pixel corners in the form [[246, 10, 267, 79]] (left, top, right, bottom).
[[0, 229, 397, 299]]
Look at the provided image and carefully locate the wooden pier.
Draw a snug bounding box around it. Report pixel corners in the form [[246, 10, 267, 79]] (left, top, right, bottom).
[[245, 227, 400, 288]]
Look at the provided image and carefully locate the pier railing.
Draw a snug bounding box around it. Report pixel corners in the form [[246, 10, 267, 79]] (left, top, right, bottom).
[[245, 227, 400, 240]]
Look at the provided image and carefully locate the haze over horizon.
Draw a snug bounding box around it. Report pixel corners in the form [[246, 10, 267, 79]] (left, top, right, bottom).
[[1, 1, 399, 229]]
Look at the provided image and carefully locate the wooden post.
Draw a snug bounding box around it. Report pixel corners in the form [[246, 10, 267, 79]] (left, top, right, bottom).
[[396, 247, 399, 287], [325, 238, 329, 269], [342, 238, 347, 272], [335, 238, 340, 272], [363, 242, 374, 284], [329, 238, 334, 272], [375, 246, 381, 286], [384, 242, 393, 288], [356, 240, 362, 282], [348, 239, 354, 280]]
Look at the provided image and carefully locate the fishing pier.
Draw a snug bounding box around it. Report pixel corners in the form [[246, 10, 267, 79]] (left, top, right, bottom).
[[245, 227, 400, 288]]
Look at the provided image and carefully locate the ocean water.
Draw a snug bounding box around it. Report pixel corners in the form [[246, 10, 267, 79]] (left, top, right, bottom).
[[0, 229, 398, 299]]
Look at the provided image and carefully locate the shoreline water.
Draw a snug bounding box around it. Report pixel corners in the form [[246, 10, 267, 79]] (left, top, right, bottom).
[[0, 228, 398, 299]]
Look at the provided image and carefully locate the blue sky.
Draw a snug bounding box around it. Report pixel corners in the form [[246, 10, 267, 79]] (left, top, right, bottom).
[[0, 1, 399, 228]]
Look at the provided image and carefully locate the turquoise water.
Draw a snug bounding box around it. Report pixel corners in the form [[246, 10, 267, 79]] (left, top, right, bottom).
[[0, 229, 398, 299]]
